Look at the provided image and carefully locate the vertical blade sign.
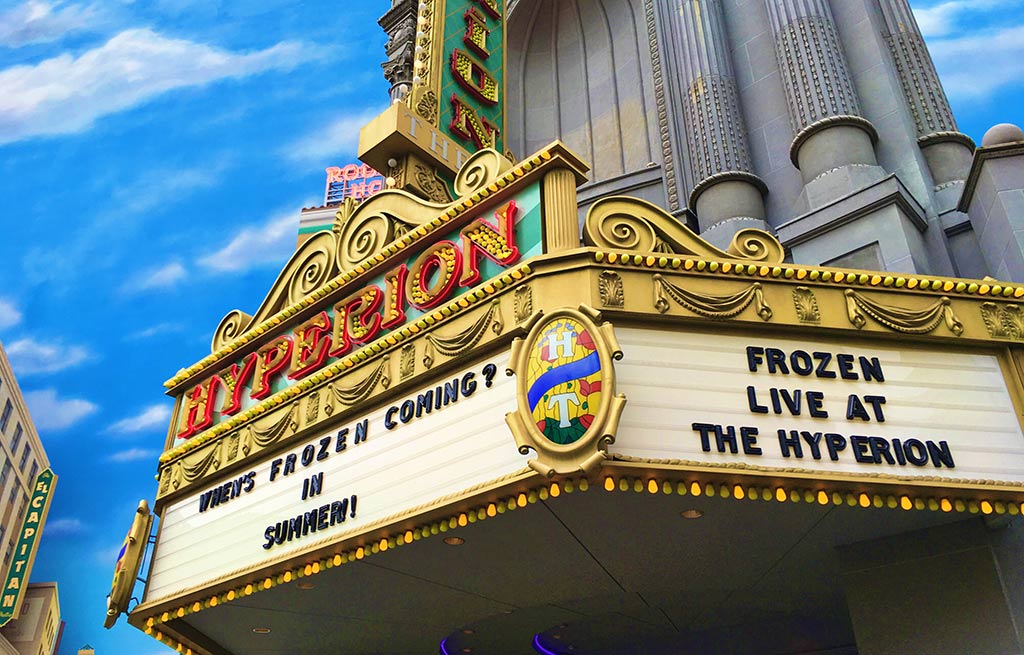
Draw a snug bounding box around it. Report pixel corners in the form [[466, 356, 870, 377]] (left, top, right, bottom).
[[442, 0, 505, 153]]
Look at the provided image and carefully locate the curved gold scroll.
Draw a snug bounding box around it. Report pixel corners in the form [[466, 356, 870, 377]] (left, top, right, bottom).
[[453, 148, 514, 198], [211, 149, 517, 353], [212, 231, 338, 351], [335, 188, 450, 270], [583, 196, 784, 264]]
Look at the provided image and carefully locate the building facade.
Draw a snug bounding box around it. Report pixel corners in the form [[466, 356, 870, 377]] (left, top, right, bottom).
[[0, 583, 61, 655], [122, 1, 1024, 653], [0, 345, 59, 653]]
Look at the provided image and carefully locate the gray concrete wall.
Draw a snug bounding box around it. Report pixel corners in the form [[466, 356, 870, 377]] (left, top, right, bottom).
[[839, 519, 1023, 655]]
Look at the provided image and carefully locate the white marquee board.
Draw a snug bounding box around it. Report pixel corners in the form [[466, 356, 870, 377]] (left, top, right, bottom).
[[146, 353, 524, 604], [611, 327, 1024, 486]]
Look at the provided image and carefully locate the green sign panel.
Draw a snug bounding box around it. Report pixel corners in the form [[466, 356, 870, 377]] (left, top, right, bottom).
[[439, 0, 505, 154], [0, 468, 56, 626]]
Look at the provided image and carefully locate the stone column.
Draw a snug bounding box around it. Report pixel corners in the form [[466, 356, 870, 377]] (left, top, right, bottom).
[[958, 123, 1024, 282], [878, 0, 975, 212], [379, 0, 417, 102], [677, 0, 768, 247], [765, 0, 884, 210]]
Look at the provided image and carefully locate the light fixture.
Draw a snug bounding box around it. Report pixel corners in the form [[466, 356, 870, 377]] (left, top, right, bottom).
[[443, 536, 466, 546], [296, 582, 314, 590], [680, 509, 704, 519], [461, 628, 475, 635], [252, 627, 271, 634]]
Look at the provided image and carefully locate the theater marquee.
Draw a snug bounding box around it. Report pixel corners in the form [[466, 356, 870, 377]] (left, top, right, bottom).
[[611, 329, 1024, 486], [124, 143, 1024, 655]]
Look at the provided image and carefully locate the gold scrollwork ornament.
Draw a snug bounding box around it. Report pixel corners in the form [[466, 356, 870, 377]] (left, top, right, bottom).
[[505, 306, 627, 477]]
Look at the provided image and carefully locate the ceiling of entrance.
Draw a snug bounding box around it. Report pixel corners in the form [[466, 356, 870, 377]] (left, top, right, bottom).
[[171, 486, 973, 655]]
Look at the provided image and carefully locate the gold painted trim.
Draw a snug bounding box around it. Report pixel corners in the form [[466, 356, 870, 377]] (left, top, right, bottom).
[[159, 263, 532, 465], [133, 464, 1023, 655], [505, 306, 627, 477], [583, 196, 785, 264], [166, 142, 586, 391]]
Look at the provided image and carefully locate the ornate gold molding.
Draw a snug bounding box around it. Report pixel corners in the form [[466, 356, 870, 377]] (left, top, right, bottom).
[[210, 149, 517, 353], [583, 196, 784, 263], [981, 302, 1024, 340], [505, 306, 627, 477], [845, 290, 963, 335], [426, 299, 503, 357], [653, 275, 772, 320]]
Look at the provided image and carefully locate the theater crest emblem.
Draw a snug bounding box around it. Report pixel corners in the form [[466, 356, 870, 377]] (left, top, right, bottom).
[[506, 306, 626, 476]]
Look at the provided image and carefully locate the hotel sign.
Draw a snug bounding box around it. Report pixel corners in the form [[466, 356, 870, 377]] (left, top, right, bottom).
[[612, 328, 1024, 487], [174, 182, 542, 440], [438, 0, 505, 153], [402, 0, 506, 155], [0, 469, 55, 626]]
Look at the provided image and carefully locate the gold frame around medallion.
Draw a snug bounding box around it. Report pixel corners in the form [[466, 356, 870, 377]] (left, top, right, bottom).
[[505, 305, 626, 477]]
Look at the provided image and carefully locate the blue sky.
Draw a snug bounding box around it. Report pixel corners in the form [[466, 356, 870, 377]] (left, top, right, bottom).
[[0, 1, 1020, 653]]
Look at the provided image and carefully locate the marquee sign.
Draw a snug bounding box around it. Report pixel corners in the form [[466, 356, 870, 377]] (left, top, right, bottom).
[[173, 181, 543, 441], [148, 355, 525, 604], [414, 0, 506, 153], [611, 327, 1024, 488], [0, 469, 55, 626]]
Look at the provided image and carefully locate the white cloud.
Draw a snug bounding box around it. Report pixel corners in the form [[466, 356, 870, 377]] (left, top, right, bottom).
[[110, 158, 232, 216], [108, 447, 159, 462], [108, 404, 171, 434], [0, 1, 96, 48], [928, 24, 1024, 99], [23, 388, 97, 430], [197, 207, 304, 272], [0, 27, 311, 145], [284, 107, 387, 165], [4, 337, 89, 375], [124, 322, 183, 341], [121, 262, 187, 295], [45, 517, 86, 537], [0, 299, 21, 329], [912, 0, 1021, 37]]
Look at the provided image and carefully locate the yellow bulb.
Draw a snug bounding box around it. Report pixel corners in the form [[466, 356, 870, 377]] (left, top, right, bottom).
[[900, 496, 912, 510], [775, 488, 787, 502]]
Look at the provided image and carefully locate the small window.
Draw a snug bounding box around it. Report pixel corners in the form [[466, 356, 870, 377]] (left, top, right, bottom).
[[0, 523, 6, 543], [7, 485, 16, 505], [0, 400, 10, 433], [18, 444, 29, 471], [0, 461, 10, 486], [10, 423, 21, 454], [28, 462, 37, 483], [3, 543, 11, 567]]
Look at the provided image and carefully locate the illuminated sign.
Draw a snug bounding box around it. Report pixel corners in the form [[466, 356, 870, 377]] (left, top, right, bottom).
[[612, 328, 1024, 486], [148, 355, 523, 604], [0, 469, 55, 626], [174, 182, 542, 440], [440, 0, 505, 153], [325, 164, 385, 204]]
